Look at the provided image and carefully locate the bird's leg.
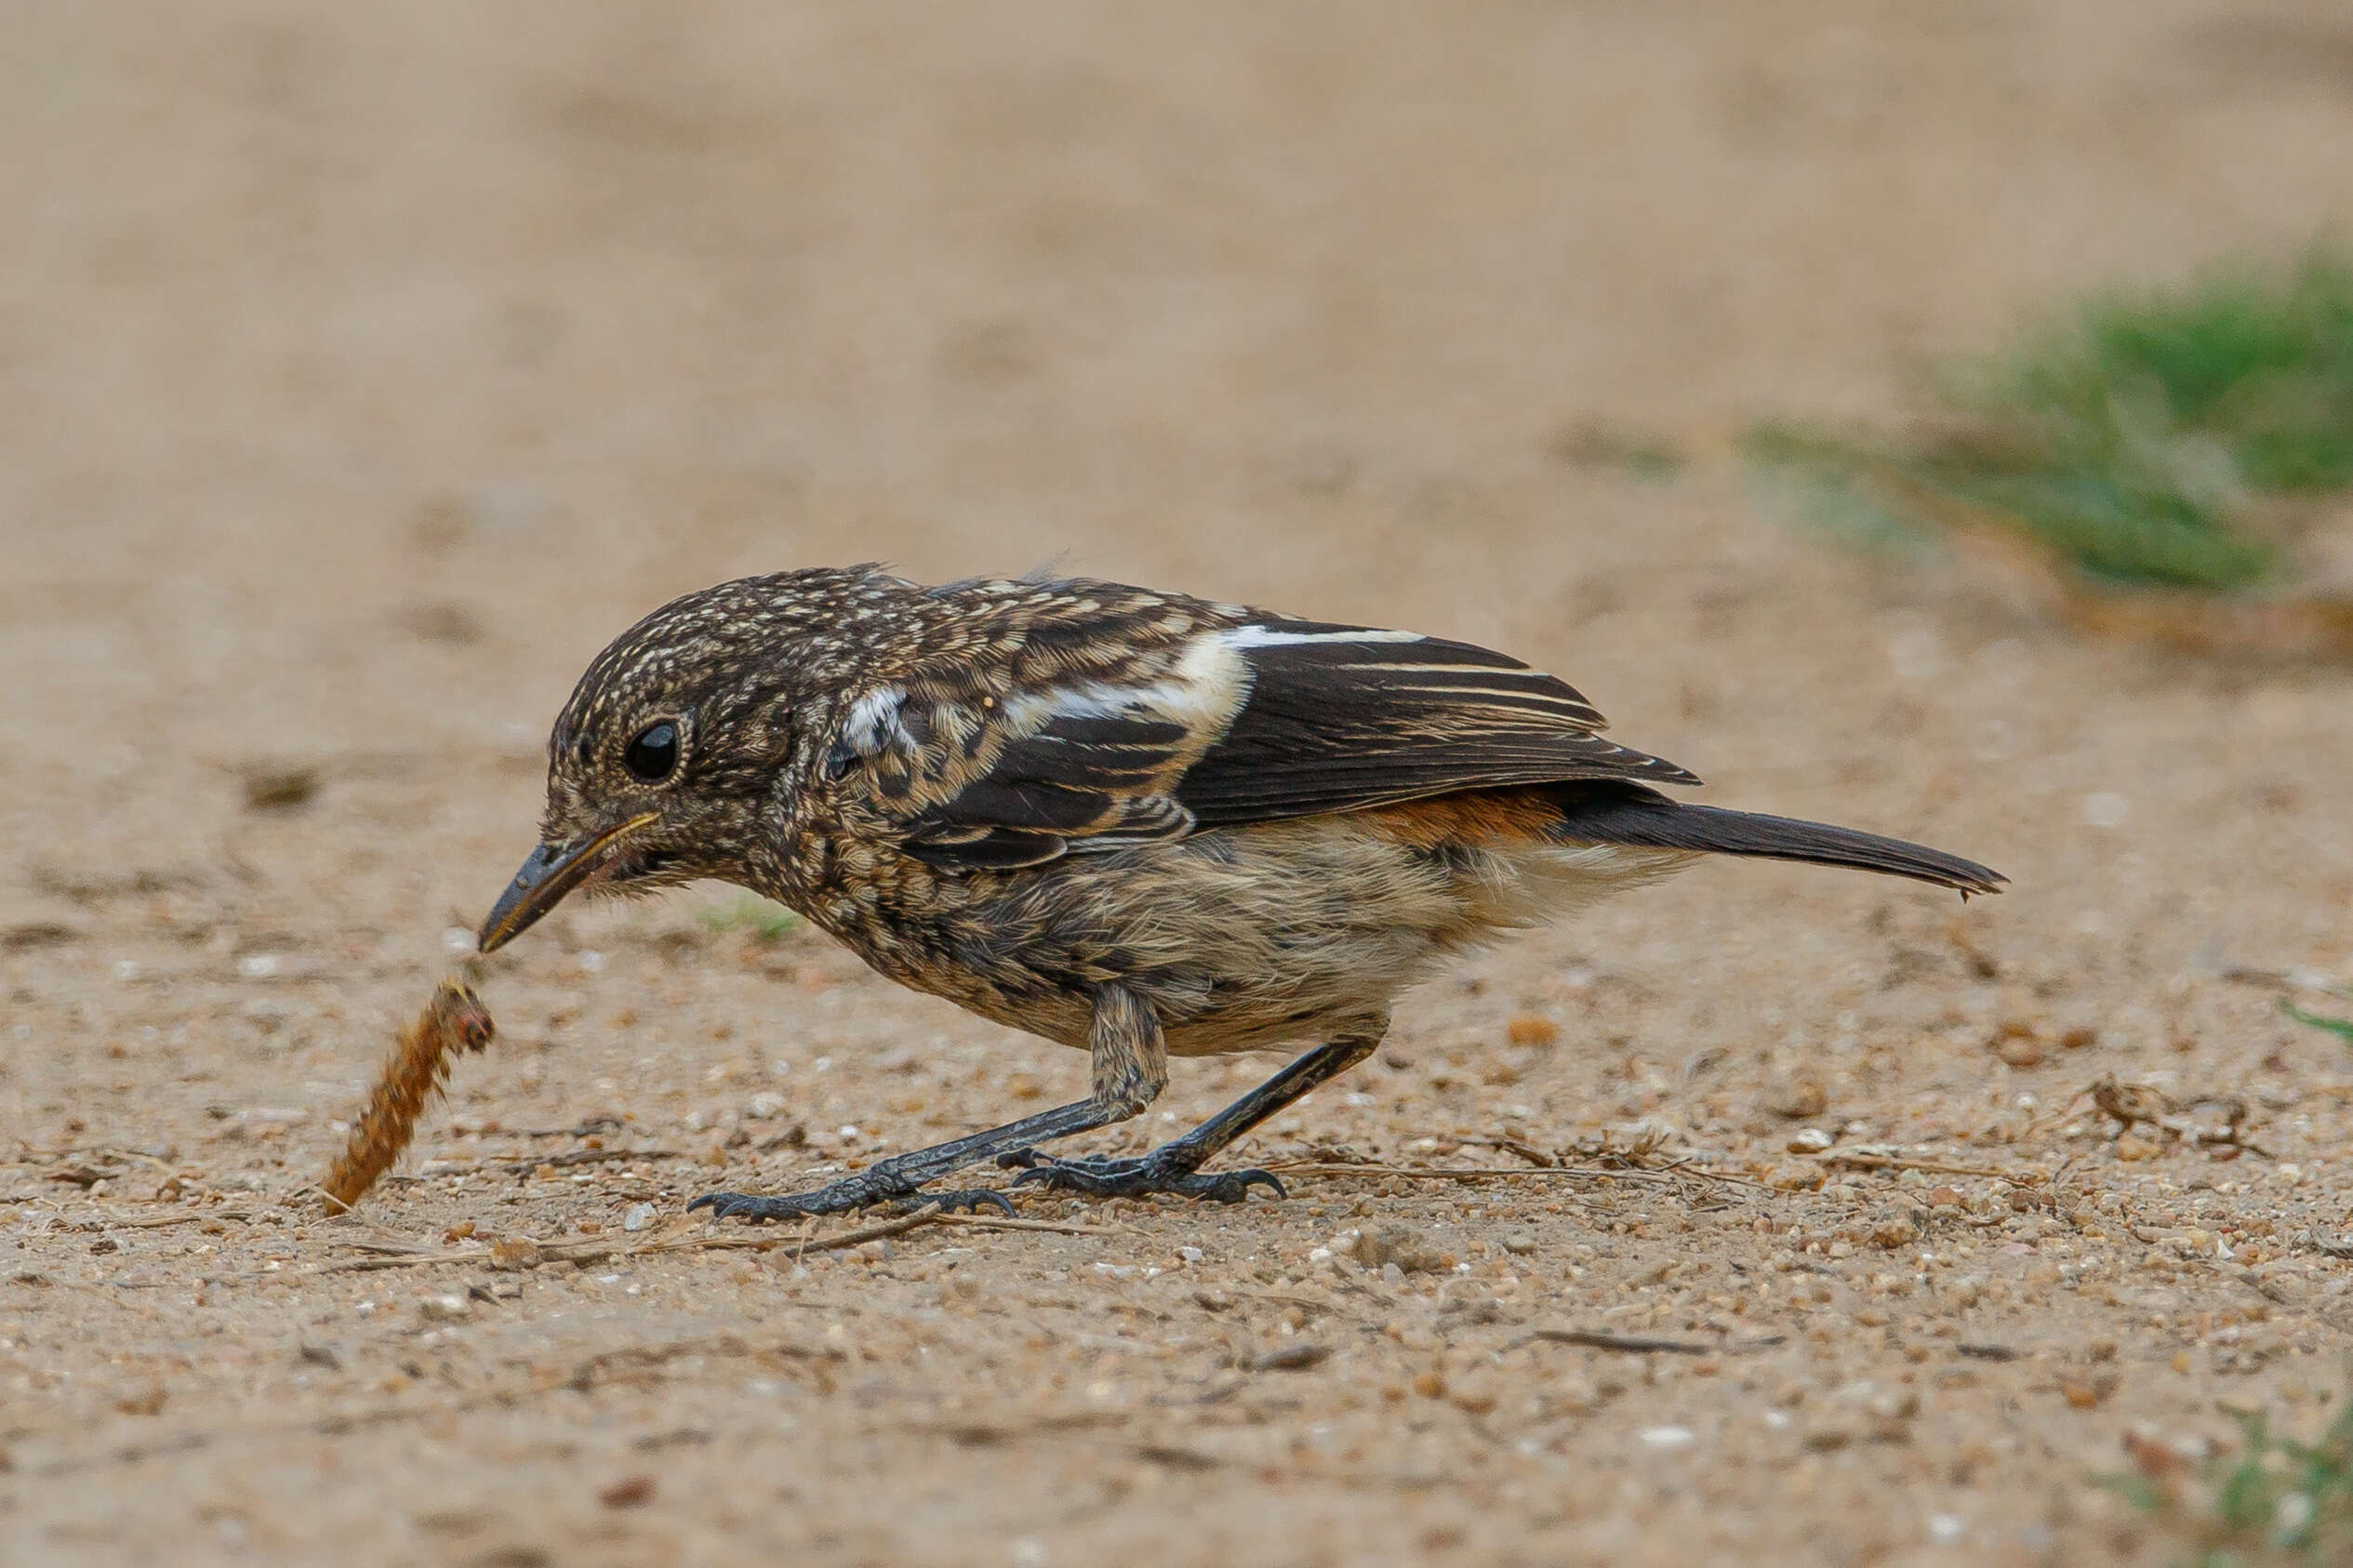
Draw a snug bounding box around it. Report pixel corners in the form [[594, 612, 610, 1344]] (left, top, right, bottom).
[[1002, 1030, 1382, 1203], [690, 986, 1167, 1222]]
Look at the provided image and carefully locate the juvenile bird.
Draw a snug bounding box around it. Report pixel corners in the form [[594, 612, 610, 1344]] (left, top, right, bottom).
[[478, 567, 2001, 1219]]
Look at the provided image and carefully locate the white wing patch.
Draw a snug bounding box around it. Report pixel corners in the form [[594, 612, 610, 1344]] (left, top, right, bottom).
[[1003, 630, 1254, 748], [840, 684, 910, 756]]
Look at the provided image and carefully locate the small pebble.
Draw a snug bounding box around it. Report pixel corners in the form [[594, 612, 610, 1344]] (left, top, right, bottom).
[[1506, 1016, 1559, 1047], [2080, 791, 2130, 828], [1763, 1076, 1828, 1120], [1351, 1223, 1448, 1274], [1249, 1343, 1332, 1373], [488, 1239, 543, 1270], [598, 1474, 656, 1508], [1989, 1022, 2044, 1069]]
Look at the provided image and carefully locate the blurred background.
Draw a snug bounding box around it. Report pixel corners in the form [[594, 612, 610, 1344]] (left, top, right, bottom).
[[12, 0, 2353, 1204], [8, 1, 2353, 860], [12, 6, 2353, 1561], [11, 1, 2353, 959]]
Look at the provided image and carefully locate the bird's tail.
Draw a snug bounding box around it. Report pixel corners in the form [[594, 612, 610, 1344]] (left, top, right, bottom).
[[1548, 783, 2004, 897]]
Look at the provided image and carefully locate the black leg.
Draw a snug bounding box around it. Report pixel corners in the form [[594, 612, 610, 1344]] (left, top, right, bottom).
[[1003, 1032, 1381, 1203], [692, 985, 1168, 1222], [690, 1096, 1117, 1221]]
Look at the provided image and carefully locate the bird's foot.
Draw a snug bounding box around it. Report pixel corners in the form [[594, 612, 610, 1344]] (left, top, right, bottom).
[[996, 1148, 1285, 1203], [689, 1169, 1013, 1223]]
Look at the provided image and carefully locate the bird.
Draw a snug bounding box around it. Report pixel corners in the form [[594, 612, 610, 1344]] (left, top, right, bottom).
[[476, 565, 2001, 1221]]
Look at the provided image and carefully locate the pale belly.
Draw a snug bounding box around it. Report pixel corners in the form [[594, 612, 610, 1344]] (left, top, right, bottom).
[[826, 817, 1695, 1057]]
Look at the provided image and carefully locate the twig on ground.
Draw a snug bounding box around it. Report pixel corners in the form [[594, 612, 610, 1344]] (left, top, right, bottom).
[[1818, 1151, 2046, 1182], [230, 1203, 950, 1282], [110, 1212, 248, 1230], [505, 1116, 629, 1139], [1458, 1136, 1561, 1168], [932, 1211, 1135, 1237], [491, 1147, 685, 1175], [1956, 1342, 2022, 1362], [1268, 1158, 1762, 1197], [1523, 1328, 1787, 1355], [1269, 1160, 1678, 1187]]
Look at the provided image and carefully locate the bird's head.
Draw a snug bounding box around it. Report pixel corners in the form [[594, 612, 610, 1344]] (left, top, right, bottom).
[[475, 567, 888, 953]]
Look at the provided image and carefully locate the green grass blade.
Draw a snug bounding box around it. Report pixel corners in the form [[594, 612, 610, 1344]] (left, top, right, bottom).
[[2282, 1001, 2353, 1043]]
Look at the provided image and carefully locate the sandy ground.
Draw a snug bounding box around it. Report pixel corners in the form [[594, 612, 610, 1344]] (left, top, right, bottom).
[[7, 4, 2353, 1564]]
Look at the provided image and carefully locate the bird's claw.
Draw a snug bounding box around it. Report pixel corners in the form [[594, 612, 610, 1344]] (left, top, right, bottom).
[[996, 1149, 1284, 1203]]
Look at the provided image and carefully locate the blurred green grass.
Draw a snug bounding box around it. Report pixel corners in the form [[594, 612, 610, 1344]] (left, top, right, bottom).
[[2283, 1001, 2353, 1044], [698, 894, 800, 943], [2110, 1395, 2353, 1566], [1747, 249, 2353, 592]]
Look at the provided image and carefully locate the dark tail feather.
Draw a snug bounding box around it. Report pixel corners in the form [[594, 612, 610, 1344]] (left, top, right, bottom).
[[1550, 784, 2004, 897]]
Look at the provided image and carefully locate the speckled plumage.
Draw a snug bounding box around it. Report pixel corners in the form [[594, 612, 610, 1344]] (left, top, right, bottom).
[[480, 566, 2001, 1218]]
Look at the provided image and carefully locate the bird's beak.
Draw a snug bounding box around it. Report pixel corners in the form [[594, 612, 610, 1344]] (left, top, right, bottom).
[[476, 812, 661, 954]]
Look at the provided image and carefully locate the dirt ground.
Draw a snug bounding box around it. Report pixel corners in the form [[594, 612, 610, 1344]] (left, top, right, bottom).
[[7, 4, 2353, 1564]]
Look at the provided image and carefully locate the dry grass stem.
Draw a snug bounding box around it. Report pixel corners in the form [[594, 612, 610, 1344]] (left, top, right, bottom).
[[239, 1203, 950, 1282], [1816, 1151, 2046, 1181], [1528, 1328, 1788, 1356]]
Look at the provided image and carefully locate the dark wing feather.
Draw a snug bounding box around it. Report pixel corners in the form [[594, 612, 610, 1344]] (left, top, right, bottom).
[[872, 611, 1694, 870], [1174, 622, 1696, 829], [890, 704, 1209, 870]]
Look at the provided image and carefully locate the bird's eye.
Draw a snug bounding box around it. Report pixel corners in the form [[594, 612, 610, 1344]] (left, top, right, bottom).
[[623, 721, 681, 783]]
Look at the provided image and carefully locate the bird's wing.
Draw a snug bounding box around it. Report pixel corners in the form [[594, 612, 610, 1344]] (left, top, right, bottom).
[[840, 616, 1698, 871], [1171, 620, 1697, 829]]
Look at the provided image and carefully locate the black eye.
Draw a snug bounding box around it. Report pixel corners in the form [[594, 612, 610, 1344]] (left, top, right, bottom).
[[623, 721, 681, 783]]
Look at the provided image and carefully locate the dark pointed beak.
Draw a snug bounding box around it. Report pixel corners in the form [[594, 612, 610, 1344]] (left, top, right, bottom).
[[476, 812, 661, 954]]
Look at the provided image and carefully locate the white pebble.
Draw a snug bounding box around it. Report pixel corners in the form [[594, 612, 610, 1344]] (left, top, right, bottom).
[[1640, 1426, 1695, 1448], [2080, 791, 2130, 829], [622, 1203, 659, 1232], [1886, 627, 1945, 681]]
